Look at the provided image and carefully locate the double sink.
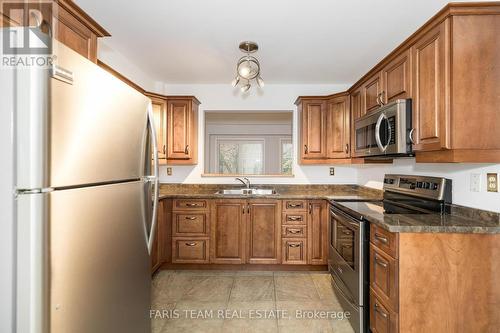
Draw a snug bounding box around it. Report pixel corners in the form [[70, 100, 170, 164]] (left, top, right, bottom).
[[215, 188, 277, 195]]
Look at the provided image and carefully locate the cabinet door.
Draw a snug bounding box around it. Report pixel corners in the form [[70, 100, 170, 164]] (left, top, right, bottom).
[[247, 200, 281, 264], [307, 200, 328, 265], [210, 200, 246, 264], [350, 87, 364, 121], [149, 96, 167, 163], [382, 50, 411, 103], [327, 96, 350, 158], [411, 21, 449, 152], [363, 73, 382, 114], [301, 100, 327, 159], [167, 100, 192, 159]]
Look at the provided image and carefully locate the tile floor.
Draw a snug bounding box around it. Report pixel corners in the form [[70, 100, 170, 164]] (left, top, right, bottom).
[[151, 270, 355, 333]]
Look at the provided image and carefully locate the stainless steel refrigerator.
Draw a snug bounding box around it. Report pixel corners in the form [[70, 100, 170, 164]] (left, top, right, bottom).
[[1, 31, 159, 333]]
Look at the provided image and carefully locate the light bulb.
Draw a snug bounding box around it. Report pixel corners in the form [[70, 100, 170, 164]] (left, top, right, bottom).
[[231, 76, 240, 87], [257, 76, 264, 88], [239, 65, 251, 78]]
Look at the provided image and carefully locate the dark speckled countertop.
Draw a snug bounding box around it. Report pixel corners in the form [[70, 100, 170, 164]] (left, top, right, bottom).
[[159, 184, 383, 201], [334, 201, 500, 234]]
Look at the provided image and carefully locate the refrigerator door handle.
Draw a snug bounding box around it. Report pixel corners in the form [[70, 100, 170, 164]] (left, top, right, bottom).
[[146, 102, 159, 254]]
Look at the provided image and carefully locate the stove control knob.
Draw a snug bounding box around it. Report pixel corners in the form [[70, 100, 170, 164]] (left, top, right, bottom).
[[431, 183, 439, 190], [423, 182, 430, 189], [416, 181, 423, 188]]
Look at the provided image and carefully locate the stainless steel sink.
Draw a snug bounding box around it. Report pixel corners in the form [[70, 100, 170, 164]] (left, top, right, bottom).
[[215, 188, 277, 195]]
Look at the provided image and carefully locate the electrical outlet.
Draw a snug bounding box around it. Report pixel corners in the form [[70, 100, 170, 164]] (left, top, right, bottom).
[[329, 167, 335, 176], [487, 173, 498, 192], [166, 167, 172, 176], [470, 173, 480, 192]]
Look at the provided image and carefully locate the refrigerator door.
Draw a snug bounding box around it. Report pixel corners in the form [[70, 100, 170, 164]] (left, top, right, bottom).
[[15, 38, 151, 189], [19, 181, 151, 333]]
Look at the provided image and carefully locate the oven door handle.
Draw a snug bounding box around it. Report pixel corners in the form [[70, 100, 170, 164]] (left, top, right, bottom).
[[375, 113, 391, 152], [330, 208, 360, 230]]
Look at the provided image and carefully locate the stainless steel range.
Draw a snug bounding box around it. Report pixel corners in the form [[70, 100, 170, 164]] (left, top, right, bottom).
[[328, 174, 452, 333]]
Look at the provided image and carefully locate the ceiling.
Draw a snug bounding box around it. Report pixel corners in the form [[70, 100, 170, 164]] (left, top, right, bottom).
[[76, 0, 486, 84]]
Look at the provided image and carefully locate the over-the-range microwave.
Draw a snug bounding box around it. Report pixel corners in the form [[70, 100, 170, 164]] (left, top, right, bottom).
[[354, 99, 413, 158]]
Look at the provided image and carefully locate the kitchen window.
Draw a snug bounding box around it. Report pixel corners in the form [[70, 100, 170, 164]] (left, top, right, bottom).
[[216, 139, 264, 175]]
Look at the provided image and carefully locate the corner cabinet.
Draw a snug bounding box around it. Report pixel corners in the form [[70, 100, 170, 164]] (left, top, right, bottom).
[[296, 93, 351, 164], [166, 96, 200, 165], [145, 93, 168, 164]]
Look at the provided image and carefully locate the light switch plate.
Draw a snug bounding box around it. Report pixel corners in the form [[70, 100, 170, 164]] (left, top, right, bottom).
[[487, 173, 498, 192], [329, 167, 335, 176], [470, 173, 480, 192], [166, 167, 172, 176]]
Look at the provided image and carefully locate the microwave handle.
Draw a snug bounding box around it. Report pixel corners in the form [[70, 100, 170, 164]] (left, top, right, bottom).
[[375, 113, 391, 152]]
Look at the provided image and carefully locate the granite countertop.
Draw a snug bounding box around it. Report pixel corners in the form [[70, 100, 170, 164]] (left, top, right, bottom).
[[158, 184, 383, 201], [334, 201, 500, 234]]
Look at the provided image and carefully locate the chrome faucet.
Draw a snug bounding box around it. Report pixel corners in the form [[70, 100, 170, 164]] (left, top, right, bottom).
[[235, 177, 251, 189]]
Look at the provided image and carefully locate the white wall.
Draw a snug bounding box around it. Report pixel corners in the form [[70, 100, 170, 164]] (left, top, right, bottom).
[[156, 83, 357, 184], [97, 39, 158, 92], [356, 159, 500, 213]]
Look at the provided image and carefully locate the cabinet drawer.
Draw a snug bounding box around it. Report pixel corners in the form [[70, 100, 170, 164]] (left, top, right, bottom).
[[172, 212, 209, 237], [369, 289, 399, 333], [282, 212, 307, 225], [282, 238, 307, 264], [172, 238, 209, 263], [370, 224, 398, 258], [283, 200, 307, 212], [370, 244, 399, 310], [173, 199, 208, 211], [282, 225, 307, 238]]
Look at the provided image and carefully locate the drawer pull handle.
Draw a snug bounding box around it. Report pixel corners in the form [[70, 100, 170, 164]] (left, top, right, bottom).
[[186, 203, 200, 207], [185, 242, 197, 246], [288, 203, 303, 208], [185, 145, 190, 155], [289, 243, 301, 248], [289, 229, 302, 234], [185, 216, 197, 220], [374, 303, 388, 318], [288, 216, 302, 221], [309, 203, 312, 214], [374, 233, 388, 244], [374, 256, 388, 268], [342, 230, 352, 235]]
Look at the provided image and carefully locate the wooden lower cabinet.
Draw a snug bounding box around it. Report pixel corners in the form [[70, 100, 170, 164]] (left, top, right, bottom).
[[210, 199, 247, 264], [369, 224, 500, 332], [307, 200, 328, 265], [247, 200, 282, 264], [152, 199, 169, 273]]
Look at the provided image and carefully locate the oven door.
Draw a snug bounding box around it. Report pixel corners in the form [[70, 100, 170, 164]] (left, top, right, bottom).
[[329, 207, 365, 305]]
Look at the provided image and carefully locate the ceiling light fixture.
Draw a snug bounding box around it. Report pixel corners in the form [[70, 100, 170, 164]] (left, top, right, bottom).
[[231, 41, 264, 92]]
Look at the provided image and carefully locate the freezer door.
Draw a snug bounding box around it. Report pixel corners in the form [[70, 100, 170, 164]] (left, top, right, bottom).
[[15, 38, 151, 189], [48, 181, 150, 333]]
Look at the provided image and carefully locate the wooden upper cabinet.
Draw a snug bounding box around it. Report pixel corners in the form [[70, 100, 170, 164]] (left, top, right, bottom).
[[381, 50, 411, 104], [0, 0, 110, 63], [307, 200, 328, 265], [247, 200, 281, 264], [300, 100, 327, 160], [210, 200, 246, 264], [327, 95, 350, 158], [145, 93, 167, 164], [411, 21, 449, 152], [350, 87, 364, 121], [166, 96, 200, 165], [363, 72, 383, 114]]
